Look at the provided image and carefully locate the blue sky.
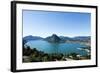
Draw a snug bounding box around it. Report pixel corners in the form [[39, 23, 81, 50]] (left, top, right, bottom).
[[23, 10, 91, 38]]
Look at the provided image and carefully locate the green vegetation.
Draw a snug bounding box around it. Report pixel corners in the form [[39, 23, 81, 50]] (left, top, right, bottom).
[[66, 53, 80, 60], [23, 46, 91, 62]]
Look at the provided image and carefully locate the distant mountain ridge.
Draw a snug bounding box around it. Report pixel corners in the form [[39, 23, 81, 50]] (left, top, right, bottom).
[[23, 34, 90, 44], [23, 35, 43, 44], [73, 36, 90, 40]]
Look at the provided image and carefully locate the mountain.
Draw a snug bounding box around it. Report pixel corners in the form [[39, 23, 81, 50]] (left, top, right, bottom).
[[59, 36, 72, 41], [45, 34, 62, 43], [44, 34, 90, 43], [23, 35, 90, 44], [59, 36, 90, 41], [73, 36, 90, 40], [72, 36, 90, 42], [23, 35, 43, 44]]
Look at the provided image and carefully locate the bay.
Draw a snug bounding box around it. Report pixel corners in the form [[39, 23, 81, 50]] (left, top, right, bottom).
[[25, 40, 88, 56]]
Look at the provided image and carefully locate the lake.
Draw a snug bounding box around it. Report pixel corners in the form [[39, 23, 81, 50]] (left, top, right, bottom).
[[25, 40, 89, 56]]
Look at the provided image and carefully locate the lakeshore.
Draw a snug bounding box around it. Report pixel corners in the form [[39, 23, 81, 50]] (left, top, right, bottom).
[[23, 46, 91, 62]]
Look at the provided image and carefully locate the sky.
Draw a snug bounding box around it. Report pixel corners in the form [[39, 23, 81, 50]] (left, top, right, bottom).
[[23, 10, 91, 38]]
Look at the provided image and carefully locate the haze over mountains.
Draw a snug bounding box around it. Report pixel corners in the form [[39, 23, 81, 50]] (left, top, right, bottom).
[[23, 34, 90, 44]]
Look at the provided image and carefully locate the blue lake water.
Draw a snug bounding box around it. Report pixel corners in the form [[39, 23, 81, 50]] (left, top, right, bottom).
[[25, 40, 88, 56]]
